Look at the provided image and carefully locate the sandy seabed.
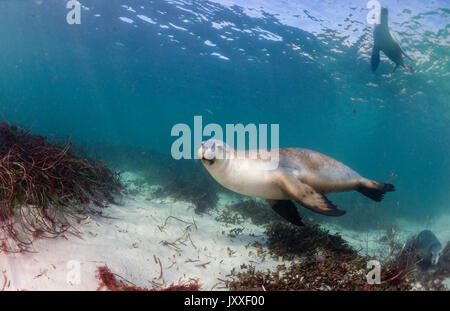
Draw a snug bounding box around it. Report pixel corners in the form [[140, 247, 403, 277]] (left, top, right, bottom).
[[0, 172, 448, 291]]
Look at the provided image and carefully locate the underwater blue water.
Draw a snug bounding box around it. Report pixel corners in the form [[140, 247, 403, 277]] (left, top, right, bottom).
[[0, 0, 448, 221]]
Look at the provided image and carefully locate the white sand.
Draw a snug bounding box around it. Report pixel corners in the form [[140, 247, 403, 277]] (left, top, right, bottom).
[[0, 171, 448, 290], [0, 172, 285, 291]]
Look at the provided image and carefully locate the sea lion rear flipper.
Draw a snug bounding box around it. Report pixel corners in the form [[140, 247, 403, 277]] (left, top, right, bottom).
[[266, 200, 304, 227], [371, 47, 380, 72], [275, 174, 346, 217], [357, 179, 395, 202]]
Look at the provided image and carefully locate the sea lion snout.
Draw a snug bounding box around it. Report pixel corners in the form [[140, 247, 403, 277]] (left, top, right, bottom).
[[380, 6, 388, 24], [197, 141, 216, 160], [196, 141, 221, 166], [198, 139, 231, 162], [431, 245, 442, 265], [196, 143, 212, 165]]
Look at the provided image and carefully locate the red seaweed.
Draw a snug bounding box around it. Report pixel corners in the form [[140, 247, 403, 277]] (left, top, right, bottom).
[[96, 266, 201, 291]]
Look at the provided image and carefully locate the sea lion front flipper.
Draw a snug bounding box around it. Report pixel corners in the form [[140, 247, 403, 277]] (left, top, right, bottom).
[[371, 47, 380, 72], [266, 199, 304, 227], [275, 174, 346, 217]]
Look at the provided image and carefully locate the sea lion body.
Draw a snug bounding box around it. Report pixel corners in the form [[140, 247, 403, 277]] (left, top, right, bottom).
[[208, 156, 286, 199], [198, 139, 395, 226], [372, 7, 413, 72], [213, 148, 361, 199]]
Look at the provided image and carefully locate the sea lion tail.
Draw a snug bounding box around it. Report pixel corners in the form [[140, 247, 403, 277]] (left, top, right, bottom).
[[357, 179, 395, 202]]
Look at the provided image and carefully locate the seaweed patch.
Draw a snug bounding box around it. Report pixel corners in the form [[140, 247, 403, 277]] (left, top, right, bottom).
[[226, 221, 415, 290], [265, 221, 356, 260], [227, 253, 413, 291], [0, 122, 123, 252]]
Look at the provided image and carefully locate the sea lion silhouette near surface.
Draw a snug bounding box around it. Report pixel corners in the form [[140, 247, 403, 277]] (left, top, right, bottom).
[[197, 139, 395, 226], [372, 6, 413, 73]]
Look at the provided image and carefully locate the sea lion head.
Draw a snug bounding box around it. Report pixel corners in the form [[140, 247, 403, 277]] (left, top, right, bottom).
[[380, 6, 388, 25], [197, 139, 232, 166], [430, 244, 442, 265], [416, 230, 442, 266]]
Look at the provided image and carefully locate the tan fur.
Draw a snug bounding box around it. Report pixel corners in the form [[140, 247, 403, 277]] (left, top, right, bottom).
[[280, 148, 338, 171], [297, 173, 362, 194], [279, 148, 364, 194]]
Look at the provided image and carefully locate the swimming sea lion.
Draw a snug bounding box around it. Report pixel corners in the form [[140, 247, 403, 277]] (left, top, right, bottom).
[[416, 230, 442, 266], [197, 139, 395, 226], [372, 6, 413, 73]]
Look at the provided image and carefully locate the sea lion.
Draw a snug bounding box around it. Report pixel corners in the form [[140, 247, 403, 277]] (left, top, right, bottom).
[[372, 6, 413, 73], [197, 139, 395, 226], [416, 230, 442, 266]]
